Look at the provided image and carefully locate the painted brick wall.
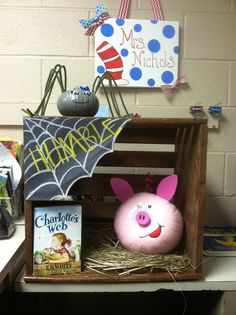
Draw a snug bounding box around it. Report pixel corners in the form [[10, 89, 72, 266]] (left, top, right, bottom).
[[0, 0, 235, 225]]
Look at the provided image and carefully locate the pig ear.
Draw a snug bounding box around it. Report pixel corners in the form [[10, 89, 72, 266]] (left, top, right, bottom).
[[156, 175, 178, 201], [110, 178, 134, 202]]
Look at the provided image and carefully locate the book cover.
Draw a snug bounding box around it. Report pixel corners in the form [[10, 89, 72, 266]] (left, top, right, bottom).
[[203, 226, 236, 256], [33, 204, 82, 276]]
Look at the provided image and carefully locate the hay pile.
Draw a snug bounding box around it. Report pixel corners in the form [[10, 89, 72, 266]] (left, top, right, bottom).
[[83, 226, 193, 276]]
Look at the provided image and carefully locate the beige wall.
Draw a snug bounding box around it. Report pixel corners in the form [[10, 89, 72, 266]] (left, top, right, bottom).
[[0, 0, 235, 226]]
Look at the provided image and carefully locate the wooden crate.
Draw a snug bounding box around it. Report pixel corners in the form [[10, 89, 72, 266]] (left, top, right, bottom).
[[24, 118, 208, 283]]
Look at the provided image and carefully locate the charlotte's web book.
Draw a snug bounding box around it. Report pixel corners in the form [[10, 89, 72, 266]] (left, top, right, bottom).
[[33, 204, 82, 276]]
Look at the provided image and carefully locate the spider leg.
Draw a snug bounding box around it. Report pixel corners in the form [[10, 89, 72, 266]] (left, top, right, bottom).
[[21, 64, 67, 117], [92, 71, 131, 118]]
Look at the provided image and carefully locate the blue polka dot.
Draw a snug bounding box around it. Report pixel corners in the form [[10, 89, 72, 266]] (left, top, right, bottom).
[[174, 46, 179, 54], [116, 19, 125, 26], [161, 71, 174, 84], [130, 67, 142, 81], [163, 25, 175, 38], [101, 23, 114, 37], [148, 39, 161, 53], [121, 48, 129, 57], [97, 66, 105, 74], [147, 79, 155, 87], [150, 20, 158, 24], [134, 24, 142, 32]]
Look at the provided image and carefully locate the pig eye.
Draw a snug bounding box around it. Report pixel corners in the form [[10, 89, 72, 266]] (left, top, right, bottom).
[[137, 204, 142, 208], [148, 205, 152, 208]]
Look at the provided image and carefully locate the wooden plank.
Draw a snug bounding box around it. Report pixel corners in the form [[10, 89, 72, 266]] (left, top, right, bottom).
[[24, 270, 203, 283], [117, 127, 177, 144], [98, 151, 176, 168], [174, 126, 190, 211], [72, 174, 165, 196], [36, 117, 207, 127], [24, 200, 33, 276], [185, 124, 207, 268], [116, 118, 207, 144], [126, 118, 207, 128], [176, 124, 207, 269]]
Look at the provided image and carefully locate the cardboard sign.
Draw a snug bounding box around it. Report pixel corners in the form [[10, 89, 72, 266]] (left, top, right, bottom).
[[95, 18, 179, 88], [23, 117, 130, 200]]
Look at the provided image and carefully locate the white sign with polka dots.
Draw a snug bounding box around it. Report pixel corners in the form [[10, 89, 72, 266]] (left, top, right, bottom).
[[95, 18, 179, 88]]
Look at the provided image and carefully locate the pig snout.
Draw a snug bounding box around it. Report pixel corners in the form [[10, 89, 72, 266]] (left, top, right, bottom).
[[136, 211, 151, 227]]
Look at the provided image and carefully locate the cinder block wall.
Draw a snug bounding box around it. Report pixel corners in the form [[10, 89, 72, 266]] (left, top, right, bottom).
[[0, 0, 235, 226]]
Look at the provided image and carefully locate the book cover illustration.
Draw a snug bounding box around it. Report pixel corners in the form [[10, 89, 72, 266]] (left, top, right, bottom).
[[33, 205, 82, 276], [203, 226, 236, 256]]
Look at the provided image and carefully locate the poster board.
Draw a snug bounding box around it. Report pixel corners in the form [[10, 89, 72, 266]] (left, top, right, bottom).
[[23, 117, 130, 201], [95, 18, 179, 88]]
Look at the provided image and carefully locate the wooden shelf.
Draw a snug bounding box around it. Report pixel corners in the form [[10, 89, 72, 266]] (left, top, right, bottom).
[[23, 117, 208, 283], [14, 256, 236, 292]]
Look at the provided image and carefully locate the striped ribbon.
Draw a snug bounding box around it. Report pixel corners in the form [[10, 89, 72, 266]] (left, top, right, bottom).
[[160, 76, 188, 94], [151, 0, 164, 20], [118, 0, 131, 19], [85, 12, 110, 36], [118, 0, 164, 20]]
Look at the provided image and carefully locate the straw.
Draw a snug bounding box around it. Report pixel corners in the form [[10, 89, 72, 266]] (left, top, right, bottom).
[[83, 226, 193, 276]]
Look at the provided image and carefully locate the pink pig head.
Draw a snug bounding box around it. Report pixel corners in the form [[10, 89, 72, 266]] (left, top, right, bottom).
[[110, 175, 183, 255]]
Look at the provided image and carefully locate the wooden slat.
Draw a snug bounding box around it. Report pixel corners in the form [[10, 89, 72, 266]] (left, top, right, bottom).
[[24, 270, 203, 283], [174, 126, 190, 211], [98, 151, 176, 168], [24, 200, 33, 276], [116, 118, 207, 144], [126, 118, 207, 128], [71, 174, 166, 197], [117, 127, 177, 144], [38, 116, 207, 127], [175, 124, 208, 268], [185, 124, 208, 268]]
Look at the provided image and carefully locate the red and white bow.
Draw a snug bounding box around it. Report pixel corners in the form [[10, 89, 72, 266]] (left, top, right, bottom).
[[160, 76, 188, 94]]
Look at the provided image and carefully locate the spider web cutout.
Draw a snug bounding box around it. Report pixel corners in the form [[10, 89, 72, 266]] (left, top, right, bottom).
[[24, 117, 130, 200]]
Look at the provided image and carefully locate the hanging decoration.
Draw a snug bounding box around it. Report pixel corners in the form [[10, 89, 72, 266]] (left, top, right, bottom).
[[22, 64, 132, 118], [80, 4, 110, 36], [93, 0, 187, 90], [79, 1, 187, 91]]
